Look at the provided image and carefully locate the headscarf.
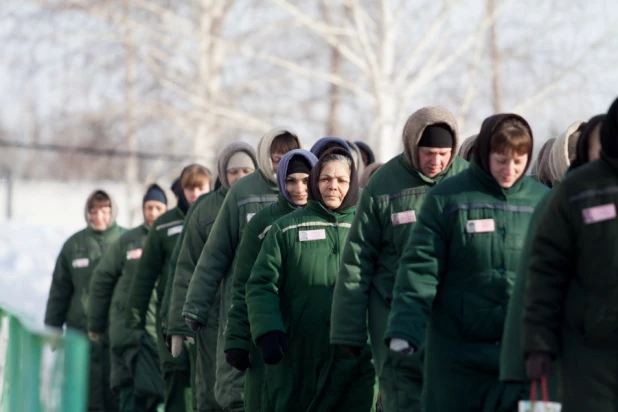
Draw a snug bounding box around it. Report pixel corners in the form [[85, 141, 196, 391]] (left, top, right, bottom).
[[310, 137, 351, 158], [276, 149, 318, 206], [571, 114, 605, 168], [308, 147, 359, 212], [473, 113, 534, 184], [355, 141, 376, 165], [217, 142, 258, 189]]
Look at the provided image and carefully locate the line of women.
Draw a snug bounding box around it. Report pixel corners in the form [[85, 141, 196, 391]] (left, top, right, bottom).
[[78, 95, 618, 412]]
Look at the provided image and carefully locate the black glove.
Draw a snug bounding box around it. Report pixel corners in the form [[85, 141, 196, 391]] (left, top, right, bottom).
[[259, 331, 288, 365], [339, 345, 362, 357], [225, 348, 251, 371], [184, 317, 204, 333], [525, 351, 552, 380]]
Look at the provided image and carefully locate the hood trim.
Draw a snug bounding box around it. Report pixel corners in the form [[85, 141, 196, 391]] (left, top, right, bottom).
[[217, 142, 258, 189], [549, 121, 585, 184], [84, 189, 118, 229], [257, 127, 301, 184], [402, 107, 459, 171], [276, 149, 318, 205]]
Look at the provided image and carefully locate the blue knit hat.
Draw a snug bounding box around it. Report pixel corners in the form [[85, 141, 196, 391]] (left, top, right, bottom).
[[276, 149, 318, 206], [143, 183, 168, 205]]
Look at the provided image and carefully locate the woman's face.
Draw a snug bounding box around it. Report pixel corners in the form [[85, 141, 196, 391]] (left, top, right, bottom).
[[226, 167, 254, 187], [489, 151, 528, 189], [286, 172, 309, 206], [318, 160, 351, 209]]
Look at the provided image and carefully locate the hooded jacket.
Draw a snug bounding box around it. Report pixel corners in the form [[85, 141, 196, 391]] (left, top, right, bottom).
[[457, 134, 478, 161], [256, 127, 301, 184], [309, 147, 359, 211], [330, 107, 468, 412], [163, 142, 257, 411], [330, 107, 468, 350], [548, 121, 585, 184], [310, 137, 351, 158], [531, 138, 555, 186], [359, 162, 384, 188], [163, 142, 258, 338], [246, 150, 375, 411], [88, 222, 159, 390], [523, 97, 618, 412], [384, 113, 547, 412], [345, 140, 365, 177], [572, 114, 605, 168], [126, 166, 206, 377], [225, 150, 317, 412], [183, 128, 299, 324], [45, 190, 127, 412], [355, 141, 376, 165], [45, 189, 126, 332], [183, 128, 299, 409]]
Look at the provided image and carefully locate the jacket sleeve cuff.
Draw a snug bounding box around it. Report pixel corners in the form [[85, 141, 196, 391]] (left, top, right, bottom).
[[523, 326, 559, 357], [224, 337, 252, 352]]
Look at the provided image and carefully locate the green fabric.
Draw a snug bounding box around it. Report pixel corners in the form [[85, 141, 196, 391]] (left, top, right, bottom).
[[385, 159, 548, 412], [45, 223, 126, 331], [499, 191, 553, 383], [184, 169, 278, 410], [159, 192, 221, 412], [126, 207, 185, 331], [130, 333, 165, 408], [161, 190, 220, 333], [44, 222, 126, 412], [194, 295, 222, 412], [224, 194, 296, 412], [167, 188, 227, 337], [88, 224, 158, 390], [89, 340, 119, 411], [163, 369, 192, 412], [329, 154, 468, 412], [523, 153, 618, 412], [166, 188, 227, 412], [246, 200, 377, 412], [124, 207, 191, 410], [118, 385, 160, 412]]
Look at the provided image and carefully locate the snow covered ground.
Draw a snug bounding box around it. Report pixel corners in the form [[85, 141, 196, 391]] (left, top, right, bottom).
[[0, 219, 75, 324], [0, 179, 175, 323]]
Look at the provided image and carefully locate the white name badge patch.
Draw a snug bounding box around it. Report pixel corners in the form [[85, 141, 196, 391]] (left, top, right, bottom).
[[72, 258, 89, 268], [466, 219, 495, 233], [299, 229, 326, 242], [167, 225, 183, 236], [582, 203, 616, 224], [391, 210, 416, 226], [247, 213, 256, 222], [126, 248, 143, 260]]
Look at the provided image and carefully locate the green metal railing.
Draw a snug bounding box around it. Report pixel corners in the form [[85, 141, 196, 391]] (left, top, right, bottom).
[[0, 304, 89, 411]]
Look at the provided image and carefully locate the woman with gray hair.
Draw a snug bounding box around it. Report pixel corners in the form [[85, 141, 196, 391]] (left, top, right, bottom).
[[246, 147, 376, 411]]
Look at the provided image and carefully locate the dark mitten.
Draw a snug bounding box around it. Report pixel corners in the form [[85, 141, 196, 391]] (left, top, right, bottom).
[[225, 348, 251, 371], [259, 331, 288, 365]]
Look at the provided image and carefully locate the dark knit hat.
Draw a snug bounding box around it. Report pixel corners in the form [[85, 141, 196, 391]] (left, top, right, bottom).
[[418, 124, 454, 148], [143, 184, 167, 205], [287, 156, 312, 176]]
